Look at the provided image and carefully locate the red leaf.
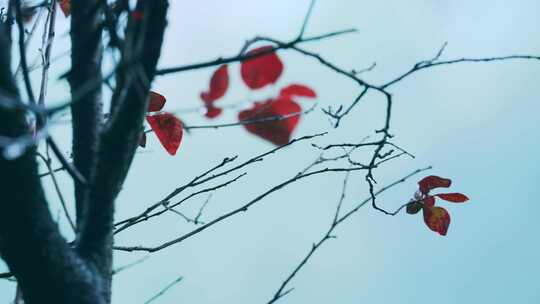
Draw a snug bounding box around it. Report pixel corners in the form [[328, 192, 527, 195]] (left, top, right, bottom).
[[240, 46, 283, 90], [238, 97, 301, 146], [200, 64, 229, 104], [148, 91, 166, 112], [436, 193, 469, 203], [204, 105, 223, 119], [422, 195, 435, 208], [423, 206, 451, 236], [59, 0, 71, 17], [139, 132, 147, 148], [146, 113, 183, 155], [418, 175, 451, 194], [279, 84, 316, 98]]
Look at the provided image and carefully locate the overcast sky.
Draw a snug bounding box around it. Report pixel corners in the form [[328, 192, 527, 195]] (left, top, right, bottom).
[[1, 1, 540, 303]]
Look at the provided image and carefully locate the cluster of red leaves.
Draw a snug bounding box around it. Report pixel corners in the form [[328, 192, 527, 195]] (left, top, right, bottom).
[[406, 175, 469, 236], [200, 45, 316, 146], [139, 92, 183, 155]]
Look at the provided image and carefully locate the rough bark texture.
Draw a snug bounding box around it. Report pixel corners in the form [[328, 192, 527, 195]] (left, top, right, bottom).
[[0, 1, 169, 302], [69, 0, 104, 229]]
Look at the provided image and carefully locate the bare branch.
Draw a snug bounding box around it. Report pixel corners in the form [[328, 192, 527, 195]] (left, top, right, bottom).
[[268, 166, 431, 303], [113, 166, 371, 253], [297, 0, 316, 39], [183, 103, 316, 131], [155, 29, 357, 76], [113, 133, 326, 234], [382, 42, 540, 89], [143, 276, 184, 304], [13, 0, 36, 103], [36, 150, 76, 232]]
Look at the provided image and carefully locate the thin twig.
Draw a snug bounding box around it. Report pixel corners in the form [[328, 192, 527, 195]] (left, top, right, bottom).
[[46, 137, 86, 185], [268, 166, 431, 303], [155, 29, 357, 76], [143, 276, 184, 304], [297, 0, 316, 39], [112, 255, 150, 275], [13, 0, 36, 103], [114, 133, 326, 235], [36, 151, 76, 232]]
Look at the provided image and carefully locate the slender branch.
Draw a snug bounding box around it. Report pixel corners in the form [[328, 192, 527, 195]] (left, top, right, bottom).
[[113, 166, 371, 253], [155, 29, 357, 76], [13, 0, 36, 103], [268, 166, 431, 303], [46, 137, 86, 184], [113, 133, 326, 234], [114, 173, 245, 234], [382, 42, 540, 89], [183, 103, 316, 130], [144, 276, 184, 304], [14, 1, 45, 76], [0, 271, 14, 279], [112, 255, 150, 275], [37, 0, 57, 107], [36, 150, 76, 232], [297, 0, 316, 39]]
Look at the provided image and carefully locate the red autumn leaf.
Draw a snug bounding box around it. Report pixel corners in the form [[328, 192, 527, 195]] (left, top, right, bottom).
[[146, 113, 183, 155], [139, 132, 147, 148], [279, 84, 317, 99], [422, 195, 435, 208], [241, 46, 284, 89], [200, 64, 229, 104], [436, 193, 469, 203], [59, 0, 71, 17], [418, 175, 452, 194], [423, 206, 451, 236], [238, 97, 301, 146], [148, 91, 166, 112], [204, 105, 223, 119]]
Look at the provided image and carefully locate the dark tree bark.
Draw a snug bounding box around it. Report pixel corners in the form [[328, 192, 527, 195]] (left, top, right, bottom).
[[0, 1, 169, 303]]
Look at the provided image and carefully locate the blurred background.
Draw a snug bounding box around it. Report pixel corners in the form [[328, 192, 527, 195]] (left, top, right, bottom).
[[1, 0, 539, 303]]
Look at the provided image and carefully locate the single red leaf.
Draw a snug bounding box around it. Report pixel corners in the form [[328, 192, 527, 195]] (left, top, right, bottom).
[[422, 195, 435, 208], [148, 91, 166, 112], [139, 132, 147, 148], [59, 0, 71, 17], [436, 193, 469, 203], [146, 113, 183, 155], [279, 84, 316, 98], [423, 206, 451, 236], [418, 175, 452, 194], [200, 64, 229, 104], [240, 46, 283, 89], [204, 105, 223, 119], [238, 97, 301, 146]]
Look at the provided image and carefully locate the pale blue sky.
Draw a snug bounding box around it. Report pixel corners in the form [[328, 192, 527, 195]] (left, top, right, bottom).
[[1, 1, 539, 303]]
